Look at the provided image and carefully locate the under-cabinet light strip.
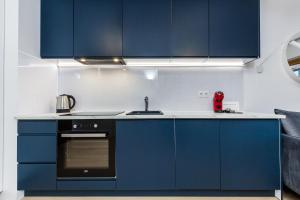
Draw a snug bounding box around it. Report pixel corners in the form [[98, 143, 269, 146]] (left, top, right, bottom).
[[124, 60, 245, 67]]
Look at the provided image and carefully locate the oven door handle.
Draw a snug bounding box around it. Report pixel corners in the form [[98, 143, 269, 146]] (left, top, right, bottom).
[[60, 133, 107, 138]]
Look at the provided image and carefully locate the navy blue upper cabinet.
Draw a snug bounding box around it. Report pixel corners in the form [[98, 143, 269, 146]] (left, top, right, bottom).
[[41, 0, 74, 58], [74, 0, 123, 57], [209, 0, 260, 57], [123, 0, 172, 57], [116, 120, 175, 190], [175, 120, 220, 189], [41, 0, 260, 58], [220, 120, 280, 190], [171, 0, 209, 57]]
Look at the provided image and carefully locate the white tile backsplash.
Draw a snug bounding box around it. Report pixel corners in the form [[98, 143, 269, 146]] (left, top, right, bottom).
[[18, 66, 58, 114], [58, 67, 244, 112]]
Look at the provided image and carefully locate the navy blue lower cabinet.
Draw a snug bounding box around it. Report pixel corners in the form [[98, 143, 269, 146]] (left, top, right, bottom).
[[175, 120, 220, 190], [18, 120, 57, 135], [18, 136, 56, 163], [57, 181, 116, 191], [220, 120, 280, 190], [18, 164, 56, 191], [116, 120, 175, 190]]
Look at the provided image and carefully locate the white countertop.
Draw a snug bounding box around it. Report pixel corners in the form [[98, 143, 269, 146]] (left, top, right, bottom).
[[16, 111, 285, 120]]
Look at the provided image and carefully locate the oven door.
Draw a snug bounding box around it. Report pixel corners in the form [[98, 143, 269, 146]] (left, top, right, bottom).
[[57, 132, 115, 179]]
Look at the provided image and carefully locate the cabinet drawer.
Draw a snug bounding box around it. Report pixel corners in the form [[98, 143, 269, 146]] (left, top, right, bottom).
[[18, 164, 56, 191], [18, 136, 56, 163], [18, 120, 56, 135], [57, 180, 116, 191]]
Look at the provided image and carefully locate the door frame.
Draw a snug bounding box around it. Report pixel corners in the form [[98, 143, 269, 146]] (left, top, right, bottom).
[[0, 0, 5, 192]]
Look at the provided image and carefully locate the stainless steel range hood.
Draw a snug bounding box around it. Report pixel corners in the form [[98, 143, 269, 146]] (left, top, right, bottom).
[[76, 57, 125, 65]]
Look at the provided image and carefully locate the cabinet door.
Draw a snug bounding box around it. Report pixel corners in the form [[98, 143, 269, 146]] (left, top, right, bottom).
[[18, 164, 56, 191], [123, 0, 171, 57], [116, 120, 175, 190], [18, 136, 56, 163], [209, 0, 260, 57], [74, 0, 122, 57], [220, 120, 280, 190], [41, 0, 73, 58], [175, 120, 220, 189], [171, 0, 209, 57]]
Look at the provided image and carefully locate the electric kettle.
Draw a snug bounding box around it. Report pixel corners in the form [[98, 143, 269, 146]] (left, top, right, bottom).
[[56, 94, 76, 113]]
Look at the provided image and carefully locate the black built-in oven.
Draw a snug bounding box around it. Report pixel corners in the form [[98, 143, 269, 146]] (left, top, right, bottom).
[[57, 119, 115, 179]]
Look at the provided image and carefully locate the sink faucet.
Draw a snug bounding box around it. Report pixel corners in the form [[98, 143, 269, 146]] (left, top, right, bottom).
[[144, 96, 149, 112]]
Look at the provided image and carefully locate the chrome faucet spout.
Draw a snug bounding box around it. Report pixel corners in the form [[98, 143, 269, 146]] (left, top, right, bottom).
[[144, 96, 149, 112]]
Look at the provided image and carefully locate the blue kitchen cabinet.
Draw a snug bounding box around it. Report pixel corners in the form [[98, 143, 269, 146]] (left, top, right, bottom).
[[123, 0, 171, 57], [18, 120, 56, 135], [41, 0, 74, 58], [18, 164, 56, 191], [18, 136, 56, 163], [171, 0, 209, 57], [57, 180, 116, 191], [17, 121, 57, 192], [74, 0, 123, 57], [116, 120, 175, 190], [220, 120, 280, 190], [209, 0, 260, 57], [175, 120, 220, 189]]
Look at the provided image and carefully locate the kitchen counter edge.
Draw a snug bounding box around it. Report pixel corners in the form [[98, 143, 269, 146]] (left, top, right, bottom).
[[15, 112, 286, 120]]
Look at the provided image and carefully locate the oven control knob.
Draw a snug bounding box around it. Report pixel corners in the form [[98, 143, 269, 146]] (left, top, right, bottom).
[[73, 124, 78, 129], [93, 123, 98, 128]]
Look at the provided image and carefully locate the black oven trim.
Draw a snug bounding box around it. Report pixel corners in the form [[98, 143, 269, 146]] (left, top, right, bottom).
[[57, 120, 116, 179]]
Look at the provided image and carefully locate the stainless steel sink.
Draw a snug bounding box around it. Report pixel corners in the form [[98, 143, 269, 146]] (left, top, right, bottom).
[[126, 111, 164, 115]]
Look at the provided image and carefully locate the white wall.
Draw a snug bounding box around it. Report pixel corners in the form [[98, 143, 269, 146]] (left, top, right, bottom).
[[244, 0, 300, 113], [18, 0, 40, 66], [17, 67, 58, 114], [0, 0, 5, 193], [0, 0, 19, 199], [59, 68, 244, 112], [18, 0, 57, 115]]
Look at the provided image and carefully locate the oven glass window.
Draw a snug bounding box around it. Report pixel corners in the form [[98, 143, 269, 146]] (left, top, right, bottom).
[[64, 138, 109, 169]]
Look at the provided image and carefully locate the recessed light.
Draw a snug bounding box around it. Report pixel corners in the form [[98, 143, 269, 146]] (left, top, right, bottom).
[[113, 58, 120, 63]]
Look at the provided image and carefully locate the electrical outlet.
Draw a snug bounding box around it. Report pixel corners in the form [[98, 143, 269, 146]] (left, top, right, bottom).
[[199, 90, 209, 98], [223, 101, 240, 111]]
